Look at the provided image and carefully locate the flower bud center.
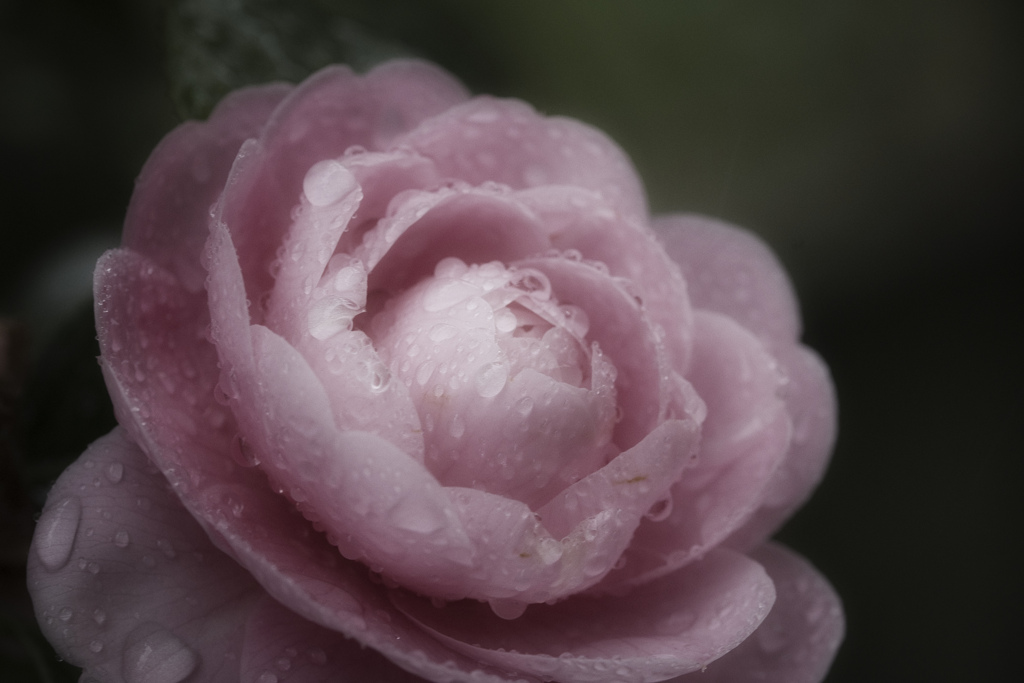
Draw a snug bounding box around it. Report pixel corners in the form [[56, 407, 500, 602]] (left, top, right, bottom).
[[371, 257, 616, 507]]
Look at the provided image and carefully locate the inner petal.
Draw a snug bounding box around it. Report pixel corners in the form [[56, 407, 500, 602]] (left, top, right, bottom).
[[370, 258, 617, 508]]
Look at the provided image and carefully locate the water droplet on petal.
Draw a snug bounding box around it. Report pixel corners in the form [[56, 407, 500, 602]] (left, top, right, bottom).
[[302, 160, 357, 207], [308, 648, 327, 665], [93, 609, 106, 625], [89, 640, 104, 653], [59, 607, 73, 622], [449, 414, 465, 438], [474, 361, 508, 398], [114, 530, 130, 548], [258, 673, 278, 683], [123, 627, 198, 683], [36, 496, 81, 571], [105, 462, 124, 483]]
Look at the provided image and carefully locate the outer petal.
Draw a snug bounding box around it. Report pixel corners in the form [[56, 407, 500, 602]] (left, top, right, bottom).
[[653, 214, 800, 349], [690, 543, 843, 683], [123, 82, 291, 292], [27, 429, 262, 683], [395, 96, 648, 223], [393, 548, 775, 683], [726, 345, 838, 550], [599, 311, 791, 590]]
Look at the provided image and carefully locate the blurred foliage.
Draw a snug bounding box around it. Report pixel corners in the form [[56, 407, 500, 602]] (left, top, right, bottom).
[[166, 0, 504, 119]]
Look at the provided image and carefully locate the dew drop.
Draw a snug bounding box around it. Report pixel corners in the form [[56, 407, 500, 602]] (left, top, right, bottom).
[[123, 627, 198, 683], [389, 494, 448, 534], [302, 160, 357, 207], [59, 607, 73, 622], [308, 648, 327, 665], [449, 413, 466, 438], [474, 361, 508, 398], [105, 462, 124, 484], [89, 640, 104, 653], [515, 396, 534, 417], [93, 609, 106, 625], [157, 539, 176, 559], [36, 496, 81, 571], [114, 530, 130, 548]]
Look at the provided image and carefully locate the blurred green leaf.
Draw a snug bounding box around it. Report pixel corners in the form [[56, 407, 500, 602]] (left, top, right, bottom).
[[166, 0, 502, 120]]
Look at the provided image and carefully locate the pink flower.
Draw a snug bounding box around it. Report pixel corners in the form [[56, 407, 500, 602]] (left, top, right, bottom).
[[28, 60, 842, 683]]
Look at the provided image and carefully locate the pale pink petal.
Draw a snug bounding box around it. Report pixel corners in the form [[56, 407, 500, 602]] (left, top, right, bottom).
[[395, 96, 648, 222], [217, 62, 467, 314], [600, 311, 791, 590], [519, 255, 675, 450], [263, 159, 363, 343], [94, 249, 241, 495], [654, 214, 801, 349], [241, 324, 479, 600], [364, 187, 551, 294], [518, 185, 695, 373], [27, 429, 262, 683], [122, 83, 291, 292], [393, 547, 775, 683], [726, 345, 838, 550], [240, 596, 428, 683], [691, 543, 843, 683]]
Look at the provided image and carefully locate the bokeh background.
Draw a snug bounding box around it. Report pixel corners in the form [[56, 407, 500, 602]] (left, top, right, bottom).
[[2, 1, 1021, 681]]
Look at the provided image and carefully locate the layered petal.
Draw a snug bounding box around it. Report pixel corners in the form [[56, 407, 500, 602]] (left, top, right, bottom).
[[393, 548, 775, 683], [395, 96, 648, 223], [600, 311, 791, 590], [216, 61, 468, 317], [27, 429, 262, 683], [122, 82, 291, 292], [692, 543, 843, 683], [654, 214, 800, 350]]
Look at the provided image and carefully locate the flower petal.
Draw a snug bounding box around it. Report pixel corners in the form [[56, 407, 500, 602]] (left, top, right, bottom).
[[693, 543, 843, 683], [726, 345, 838, 550], [396, 96, 648, 223], [393, 547, 775, 683], [27, 429, 262, 683], [364, 187, 551, 294], [94, 248, 240, 496], [601, 311, 791, 589], [217, 62, 468, 319], [240, 596, 428, 683], [122, 83, 291, 292], [654, 214, 800, 349], [519, 185, 695, 374]]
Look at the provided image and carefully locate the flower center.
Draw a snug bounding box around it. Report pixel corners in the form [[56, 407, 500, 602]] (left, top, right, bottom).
[[371, 257, 618, 509]]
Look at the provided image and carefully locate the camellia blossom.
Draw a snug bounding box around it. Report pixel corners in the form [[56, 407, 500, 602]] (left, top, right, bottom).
[[28, 60, 842, 683]]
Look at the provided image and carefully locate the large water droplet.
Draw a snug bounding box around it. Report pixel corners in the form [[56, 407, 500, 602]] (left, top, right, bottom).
[[123, 627, 198, 683], [105, 462, 124, 483], [302, 160, 357, 207], [36, 496, 81, 571], [389, 494, 448, 534], [474, 361, 508, 398]]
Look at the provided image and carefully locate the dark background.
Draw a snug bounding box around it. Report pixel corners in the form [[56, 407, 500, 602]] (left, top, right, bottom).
[[2, 1, 1021, 681]]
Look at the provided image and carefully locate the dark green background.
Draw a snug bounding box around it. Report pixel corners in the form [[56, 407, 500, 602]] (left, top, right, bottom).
[[2, 1, 1021, 681]]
